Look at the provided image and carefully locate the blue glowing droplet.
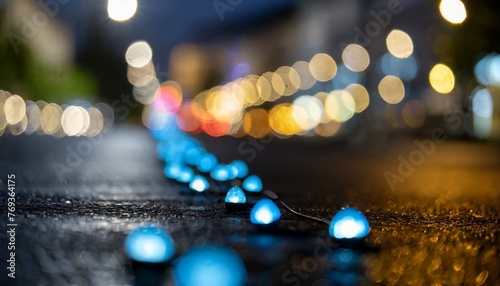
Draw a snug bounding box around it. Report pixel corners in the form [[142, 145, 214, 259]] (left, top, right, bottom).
[[242, 175, 262, 192], [177, 166, 195, 183], [229, 160, 249, 178], [210, 164, 229, 181], [197, 153, 218, 173], [329, 207, 370, 239], [189, 175, 209, 192], [173, 246, 247, 286], [250, 198, 281, 225], [124, 226, 175, 263], [225, 186, 246, 204], [164, 162, 184, 179], [226, 165, 238, 180]]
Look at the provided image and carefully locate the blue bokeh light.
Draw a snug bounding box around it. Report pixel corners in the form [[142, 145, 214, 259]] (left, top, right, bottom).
[[474, 54, 500, 85], [210, 164, 230, 181], [225, 186, 246, 203], [189, 175, 210, 192], [183, 146, 204, 166], [332, 64, 364, 89], [124, 226, 176, 263], [173, 246, 247, 286], [242, 175, 262, 192], [157, 141, 183, 162], [250, 198, 281, 225], [177, 165, 195, 183], [164, 162, 184, 179], [379, 53, 418, 81], [329, 207, 370, 239], [232, 62, 252, 81], [228, 160, 249, 178], [197, 153, 218, 173]]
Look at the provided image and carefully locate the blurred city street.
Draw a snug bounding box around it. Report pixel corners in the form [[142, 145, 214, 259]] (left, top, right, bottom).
[[1, 0, 500, 285]]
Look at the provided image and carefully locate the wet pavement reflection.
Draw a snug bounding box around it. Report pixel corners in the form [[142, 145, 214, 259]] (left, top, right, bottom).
[[0, 127, 498, 285]]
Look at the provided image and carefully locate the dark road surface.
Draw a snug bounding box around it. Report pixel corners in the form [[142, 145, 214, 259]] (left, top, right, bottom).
[[0, 126, 499, 285]]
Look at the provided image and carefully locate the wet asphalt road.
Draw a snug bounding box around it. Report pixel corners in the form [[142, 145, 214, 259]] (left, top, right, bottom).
[[0, 126, 499, 285]]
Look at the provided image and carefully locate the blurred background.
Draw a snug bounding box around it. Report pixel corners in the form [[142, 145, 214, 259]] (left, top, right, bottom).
[[1, 1, 500, 285], [0, 0, 499, 142]]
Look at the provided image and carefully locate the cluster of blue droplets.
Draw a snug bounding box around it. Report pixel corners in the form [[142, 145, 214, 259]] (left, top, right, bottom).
[[151, 122, 262, 194]]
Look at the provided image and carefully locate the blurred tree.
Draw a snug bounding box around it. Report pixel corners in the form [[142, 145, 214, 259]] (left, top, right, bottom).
[[0, 5, 97, 103]]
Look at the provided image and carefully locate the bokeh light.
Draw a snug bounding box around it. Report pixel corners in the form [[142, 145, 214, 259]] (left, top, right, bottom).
[[262, 72, 283, 102], [292, 95, 323, 131], [256, 73, 272, 103], [474, 54, 500, 86], [231, 62, 252, 81], [154, 81, 183, 114], [386, 30, 414, 59], [315, 121, 342, 137], [269, 103, 302, 136], [173, 246, 247, 286], [210, 164, 230, 181], [0, 91, 7, 135], [176, 103, 201, 133], [429, 63, 455, 94], [378, 75, 405, 104], [189, 175, 210, 192], [4, 95, 26, 125], [292, 61, 316, 90], [125, 41, 153, 69], [309, 53, 337, 82], [206, 86, 245, 124], [9, 115, 27, 136], [402, 100, 426, 128], [439, 0, 467, 24], [85, 107, 104, 137], [324, 90, 355, 122], [273, 66, 300, 96], [379, 53, 418, 81], [124, 226, 175, 263], [25, 101, 41, 135], [107, 0, 138, 22], [342, 44, 370, 72], [243, 109, 270, 138], [237, 76, 260, 106], [94, 103, 114, 132], [133, 75, 160, 105], [127, 61, 156, 86], [40, 103, 63, 135], [332, 64, 364, 89], [313, 92, 330, 123], [61, 106, 90, 136], [472, 88, 493, 139], [345, 84, 369, 113]]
